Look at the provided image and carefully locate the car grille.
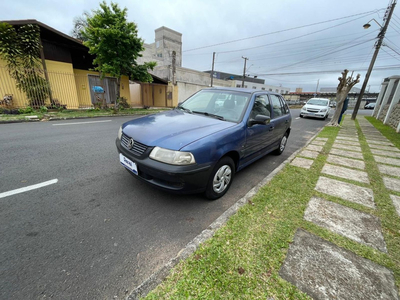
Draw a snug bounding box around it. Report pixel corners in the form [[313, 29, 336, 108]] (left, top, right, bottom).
[[307, 108, 320, 113], [121, 133, 148, 156]]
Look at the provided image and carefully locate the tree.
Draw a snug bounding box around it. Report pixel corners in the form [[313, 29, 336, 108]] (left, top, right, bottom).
[[71, 11, 90, 42], [327, 69, 360, 126], [81, 1, 156, 105], [0, 22, 51, 107]]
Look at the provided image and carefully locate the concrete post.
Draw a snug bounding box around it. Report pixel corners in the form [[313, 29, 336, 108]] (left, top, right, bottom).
[[384, 79, 400, 124], [373, 81, 388, 117], [377, 76, 400, 119]]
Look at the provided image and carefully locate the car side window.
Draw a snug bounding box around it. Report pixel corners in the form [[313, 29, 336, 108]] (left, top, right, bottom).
[[279, 96, 290, 114], [249, 95, 271, 120], [270, 94, 284, 118]]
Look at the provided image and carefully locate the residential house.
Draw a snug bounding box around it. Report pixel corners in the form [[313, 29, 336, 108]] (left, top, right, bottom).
[[0, 20, 131, 109]]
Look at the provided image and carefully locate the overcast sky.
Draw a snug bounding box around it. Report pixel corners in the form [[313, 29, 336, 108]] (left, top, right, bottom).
[[2, 0, 399, 92]]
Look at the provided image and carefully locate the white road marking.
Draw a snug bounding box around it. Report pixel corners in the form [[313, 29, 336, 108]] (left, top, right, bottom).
[[0, 179, 58, 199], [295, 117, 300, 119], [52, 120, 112, 126]]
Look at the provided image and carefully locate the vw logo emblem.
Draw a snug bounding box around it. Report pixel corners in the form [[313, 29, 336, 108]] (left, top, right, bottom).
[[128, 138, 135, 150]]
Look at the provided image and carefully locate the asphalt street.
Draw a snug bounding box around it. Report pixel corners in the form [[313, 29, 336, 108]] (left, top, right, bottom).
[[0, 108, 372, 299]]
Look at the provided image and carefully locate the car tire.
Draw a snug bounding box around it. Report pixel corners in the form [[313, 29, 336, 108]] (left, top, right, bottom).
[[274, 132, 288, 155], [205, 156, 235, 200], [299, 114, 303, 118]]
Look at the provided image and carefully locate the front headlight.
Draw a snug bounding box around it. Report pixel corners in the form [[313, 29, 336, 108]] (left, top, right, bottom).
[[149, 146, 196, 165], [118, 126, 123, 140], [301, 106, 307, 111], [320, 109, 327, 112]]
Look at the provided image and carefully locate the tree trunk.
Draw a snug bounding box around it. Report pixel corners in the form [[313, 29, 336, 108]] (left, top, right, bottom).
[[116, 77, 121, 109], [327, 69, 360, 127]]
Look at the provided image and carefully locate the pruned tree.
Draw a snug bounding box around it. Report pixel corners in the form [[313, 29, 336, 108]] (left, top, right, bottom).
[[80, 1, 156, 107], [327, 69, 360, 126]]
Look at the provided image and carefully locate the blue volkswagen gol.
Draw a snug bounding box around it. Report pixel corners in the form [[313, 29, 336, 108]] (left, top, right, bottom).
[[116, 88, 291, 199]]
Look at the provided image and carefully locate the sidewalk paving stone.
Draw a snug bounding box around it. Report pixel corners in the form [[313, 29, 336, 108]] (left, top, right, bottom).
[[315, 176, 375, 208], [374, 156, 400, 167], [331, 143, 362, 152], [304, 197, 386, 252], [329, 148, 364, 160], [383, 177, 400, 193], [371, 148, 400, 159], [378, 164, 400, 178], [334, 139, 361, 147], [366, 140, 394, 146], [279, 229, 398, 300], [327, 154, 365, 170], [336, 136, 359, 142], [322, 164, 370, 184], [305, 145, 323, 152], [290, 157, 314, 169], [369, 144, 400, 152], [298, 149, 319, 159], [311, 140, 326, 146], [390, 195, 400, 218]]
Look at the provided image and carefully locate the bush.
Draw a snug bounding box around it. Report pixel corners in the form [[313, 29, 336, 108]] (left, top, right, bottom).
[[117, 97, 130, 109], [40, 106, 48, 113], [18, 107, 34, 114]]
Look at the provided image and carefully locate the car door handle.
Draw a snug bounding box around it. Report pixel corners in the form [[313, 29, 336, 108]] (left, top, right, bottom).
[[269, 126, 274, 131]]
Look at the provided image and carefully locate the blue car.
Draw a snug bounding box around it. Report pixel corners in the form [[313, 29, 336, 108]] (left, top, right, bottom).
[[116, 88, 291, 199]]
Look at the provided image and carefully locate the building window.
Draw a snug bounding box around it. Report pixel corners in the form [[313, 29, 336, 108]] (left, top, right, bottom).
[[156, 41, 160, 48], [244, 85, 248, 88], [157, 53, 162, 57], [252, 86, 256, 89], [275, 89, 279, 93], [236, 84, 241, 88], [280, 90, 284, 93], [269, 89, 272, 91], [262, 87, 265, 90]]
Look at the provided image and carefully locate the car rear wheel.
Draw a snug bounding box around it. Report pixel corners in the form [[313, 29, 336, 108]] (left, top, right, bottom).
[[299, 114, 303, 118], [205, 156, 235, 200], [274, 133, 288, 155]]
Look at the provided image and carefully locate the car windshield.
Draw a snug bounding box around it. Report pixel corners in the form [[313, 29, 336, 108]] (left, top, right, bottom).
[[178, 90, 250, 122], [307, 99, 329, 106]]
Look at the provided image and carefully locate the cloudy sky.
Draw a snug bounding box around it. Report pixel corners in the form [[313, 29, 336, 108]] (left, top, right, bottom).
[[2, 0, 399, 92]]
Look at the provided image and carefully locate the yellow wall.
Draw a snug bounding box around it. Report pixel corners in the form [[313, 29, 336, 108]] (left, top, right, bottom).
[[46, 60, 80, 109], [0, 59, 28, 108]]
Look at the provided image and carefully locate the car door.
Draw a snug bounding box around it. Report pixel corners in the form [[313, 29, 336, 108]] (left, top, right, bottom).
[[242, 94, 275, 164], [269, 94, 290, 145]]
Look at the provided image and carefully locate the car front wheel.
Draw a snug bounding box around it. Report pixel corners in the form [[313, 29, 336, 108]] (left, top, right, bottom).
[[205, 156, 235, 200]]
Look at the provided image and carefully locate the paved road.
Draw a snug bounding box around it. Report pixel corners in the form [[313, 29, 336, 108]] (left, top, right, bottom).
[[1, 109, 336, 299]]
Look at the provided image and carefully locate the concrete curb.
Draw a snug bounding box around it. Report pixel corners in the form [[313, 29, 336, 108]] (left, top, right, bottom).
[[127, 128, 324, 300]]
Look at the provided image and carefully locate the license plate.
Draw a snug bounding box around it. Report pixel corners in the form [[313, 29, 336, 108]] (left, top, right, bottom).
[[119, 153, 138, 174]]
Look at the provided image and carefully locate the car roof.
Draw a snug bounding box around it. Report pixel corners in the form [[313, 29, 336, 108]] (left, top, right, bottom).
[[202, 87, 281, 96]]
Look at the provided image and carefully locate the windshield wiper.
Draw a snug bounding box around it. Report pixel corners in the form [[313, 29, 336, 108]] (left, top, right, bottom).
[[176, 106, 192, 113], [192, 111, 225, 120]]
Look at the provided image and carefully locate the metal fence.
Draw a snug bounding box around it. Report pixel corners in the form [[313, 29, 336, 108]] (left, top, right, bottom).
[[0, 66, 116, 110]]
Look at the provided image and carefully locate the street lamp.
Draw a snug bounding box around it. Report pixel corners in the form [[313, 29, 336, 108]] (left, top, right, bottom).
[[351, 0, 396, 120], [363, 18, 382, 29]]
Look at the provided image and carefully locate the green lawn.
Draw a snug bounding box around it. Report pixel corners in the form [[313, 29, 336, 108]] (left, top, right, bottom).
[[144, 117, 400, 299]]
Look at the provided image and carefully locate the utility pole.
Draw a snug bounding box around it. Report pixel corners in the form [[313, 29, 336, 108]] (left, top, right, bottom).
[[210, 52, 216, 87], [351, 0, 396, 120], [314, 79, 320, 97], [241, 56, 248, 88]]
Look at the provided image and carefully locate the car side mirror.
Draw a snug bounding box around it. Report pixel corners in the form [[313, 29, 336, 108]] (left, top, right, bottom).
[[249, 114, 271, 126]]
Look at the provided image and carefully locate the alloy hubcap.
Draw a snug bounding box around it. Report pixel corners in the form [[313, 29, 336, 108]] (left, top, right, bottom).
[[280, 136, 287, 152], [213, 165, 232, 193]]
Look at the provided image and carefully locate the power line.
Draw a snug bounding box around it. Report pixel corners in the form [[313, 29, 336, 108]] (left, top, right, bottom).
[[183, 9, 384, 52]]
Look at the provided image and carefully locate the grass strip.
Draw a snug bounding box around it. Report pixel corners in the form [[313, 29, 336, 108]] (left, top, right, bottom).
[[144, 117, 400, 299]]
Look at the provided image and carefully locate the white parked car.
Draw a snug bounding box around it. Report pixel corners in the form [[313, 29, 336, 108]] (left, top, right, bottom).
[[299, 98, 330, 119]]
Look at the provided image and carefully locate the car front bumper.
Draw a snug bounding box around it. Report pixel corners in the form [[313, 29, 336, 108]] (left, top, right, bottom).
[[116, 139, 213, 194], [301, 111, 327, 118]]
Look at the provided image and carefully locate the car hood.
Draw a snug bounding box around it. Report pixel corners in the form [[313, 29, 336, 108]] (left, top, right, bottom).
[[122, 110, 236, 150]]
